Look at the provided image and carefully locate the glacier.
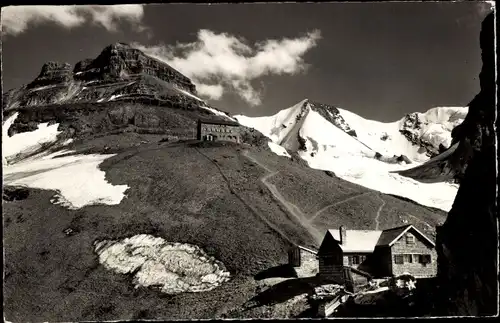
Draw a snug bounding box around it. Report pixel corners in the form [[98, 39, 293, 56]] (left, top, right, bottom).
[[235, 100, 464, 212]]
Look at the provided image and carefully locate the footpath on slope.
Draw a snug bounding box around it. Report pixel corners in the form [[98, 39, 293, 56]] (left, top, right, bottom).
[[194, 147, 296, 246], [308, 192, 373, 224], [374, 194, 386, 230], [241, 149, 324, 245]]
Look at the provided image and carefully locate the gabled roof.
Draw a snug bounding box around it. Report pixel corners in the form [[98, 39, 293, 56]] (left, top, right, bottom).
[[198, 118, 239, 126], [328, 229, 382, 253], [377, 224, 435, 247], [321, 224, 436, 255], [297, 245, 318, 255]]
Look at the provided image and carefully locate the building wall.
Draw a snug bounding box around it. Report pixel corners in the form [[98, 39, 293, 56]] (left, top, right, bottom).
[[295, 248, 319, 278], [198, 123, 240, 143], [390, 231, 437, 278], [371, 246, 393, 277], [342, 253, 371, 269], [319, 256, 344, 284]]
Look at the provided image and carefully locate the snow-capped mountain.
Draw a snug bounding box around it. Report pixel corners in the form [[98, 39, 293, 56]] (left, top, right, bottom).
[[235, 99, 466, 212]]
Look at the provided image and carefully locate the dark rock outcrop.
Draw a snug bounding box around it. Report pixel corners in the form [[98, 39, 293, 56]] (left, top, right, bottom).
[[434, 12, 497, 316], [308, 100, 357, 137], [396, 155, 412, 164], [73, 43, 196, 94], [27, 62, 73, 89], [3, 186, 30, 201], [399, 113, 441, 158]]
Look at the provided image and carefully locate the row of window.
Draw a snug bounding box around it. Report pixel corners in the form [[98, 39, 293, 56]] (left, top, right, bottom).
[[202, 127, 234, 133], [394, 254, 431, 265], [346, 255, 366, 265]]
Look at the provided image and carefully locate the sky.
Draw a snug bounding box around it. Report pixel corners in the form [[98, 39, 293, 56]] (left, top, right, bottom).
[[1, 2, 495, 121]]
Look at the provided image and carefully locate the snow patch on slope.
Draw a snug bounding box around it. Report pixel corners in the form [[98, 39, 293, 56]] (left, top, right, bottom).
[[3, 151, 129, 209], [94, 234, 231, 294], [200, 106, 237, 122], [2, 114, 129, 209], [235, 99, 307, 143], [2, 112, 62, 162], [176, 87, 205, 102], [268, 142, 291, 158]]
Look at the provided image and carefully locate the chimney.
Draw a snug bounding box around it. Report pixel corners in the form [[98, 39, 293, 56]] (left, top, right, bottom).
[[339, 226, 346, 245]]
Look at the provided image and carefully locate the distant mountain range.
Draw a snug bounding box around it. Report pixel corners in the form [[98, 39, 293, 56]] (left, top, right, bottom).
[[2, 42, 470, 212], [235, 99, 466, 211]]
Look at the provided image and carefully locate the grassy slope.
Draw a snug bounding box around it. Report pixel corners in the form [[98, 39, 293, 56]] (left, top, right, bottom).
[[250, 148, 447, 239], [3, 135, 448, 321]]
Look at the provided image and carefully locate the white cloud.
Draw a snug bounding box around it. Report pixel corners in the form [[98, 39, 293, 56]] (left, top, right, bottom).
[[196, 84, 224, 100], [1, 5, 146, 36], [132, 29, 321, 106]]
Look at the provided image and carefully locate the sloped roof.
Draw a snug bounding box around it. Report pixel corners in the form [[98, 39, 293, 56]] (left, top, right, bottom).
[[198, 118, 239, 126], [298, 245, 318, 255], [377, 224, 435, 247], [328, 229, 382, 253], [376, 224, 412, 246], [323, 224, 435, 254]]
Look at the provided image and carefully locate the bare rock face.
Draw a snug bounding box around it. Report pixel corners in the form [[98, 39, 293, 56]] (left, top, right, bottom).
[[74, 42, 196, 94], [308, 100, 357, 137], [434, 12, 497, 316], [27, 62, 73, 89], [2, 42, 199, 112], [399, 112, 441, 158]]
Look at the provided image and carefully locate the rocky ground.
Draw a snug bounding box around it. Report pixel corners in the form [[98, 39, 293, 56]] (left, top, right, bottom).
[[3, 134, 448, 321]]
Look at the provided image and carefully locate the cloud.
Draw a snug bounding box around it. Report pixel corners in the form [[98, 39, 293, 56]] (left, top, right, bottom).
[[132, 29, 321, 106], [1, 5, 146, 36], [196, 84, 225, 100]]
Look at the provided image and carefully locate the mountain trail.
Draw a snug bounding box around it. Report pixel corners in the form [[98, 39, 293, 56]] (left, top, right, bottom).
[[308, 191, 373, 223], [374, 194, 386, 230], [242, 149, 323, 245], [195, 147, 295, 246]]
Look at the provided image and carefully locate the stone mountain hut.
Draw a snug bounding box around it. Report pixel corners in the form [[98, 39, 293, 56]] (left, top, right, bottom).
[[197, 118, 240, 143]]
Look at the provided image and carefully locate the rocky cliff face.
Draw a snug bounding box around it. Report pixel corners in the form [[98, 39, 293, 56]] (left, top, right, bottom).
[[2, 43, 198, 111], [434, 12, 497, 316], [399, 113, 441, 158], [308, 100, 357, 137], [73, 42, 196, 93], [2, 42, 265, 147]]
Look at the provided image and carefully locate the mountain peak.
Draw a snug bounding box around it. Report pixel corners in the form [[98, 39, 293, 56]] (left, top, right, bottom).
[[27, 61, 73, 89], [3, 42, 201, 110]]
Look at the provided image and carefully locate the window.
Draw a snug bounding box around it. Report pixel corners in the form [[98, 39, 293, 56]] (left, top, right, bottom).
[[418, 254, 432, 264], [404, 254, 413, 263], [406, 234, 415, 245], [394, 255, 404, 264], [348, 255, 366, 265]]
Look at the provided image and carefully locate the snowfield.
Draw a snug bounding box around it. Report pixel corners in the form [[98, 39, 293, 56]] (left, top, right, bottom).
[[338, 106, 468, 162], [200, 105, 238, 122], [3, 112, 62, 163], [236, 99, 307, 144], [2, 113, 129, 209], [268, 142, 291, 158], [94, 234, 231, 294], [3, 151, 129, 209], [236, 100, 461, 212]]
